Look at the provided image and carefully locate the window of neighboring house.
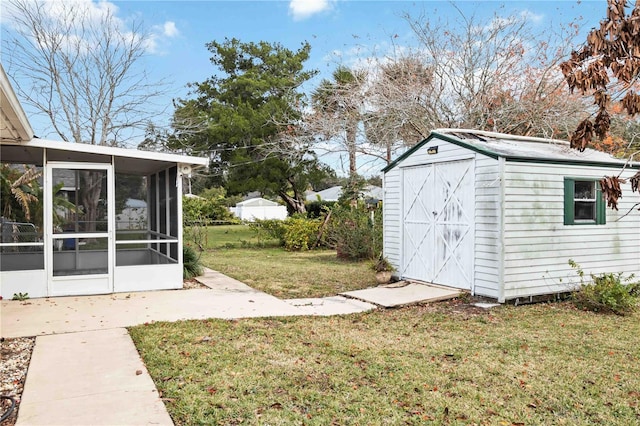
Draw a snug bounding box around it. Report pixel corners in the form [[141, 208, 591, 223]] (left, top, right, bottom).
[[564, 178, 606, 225]]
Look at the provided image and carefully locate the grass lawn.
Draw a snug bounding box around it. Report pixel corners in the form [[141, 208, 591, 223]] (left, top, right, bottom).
[[130, 301, 640, 425], [193, 225, 375, 298], [187, 224, 278, 249]]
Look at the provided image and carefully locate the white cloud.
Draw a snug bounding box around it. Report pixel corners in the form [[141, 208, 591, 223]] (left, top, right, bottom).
[[289, 0, 333, 21], [5, 0, 178, 55], [520, 10, 544, 25], [163, 21, 179, 38], [145, 21, 180, 54]]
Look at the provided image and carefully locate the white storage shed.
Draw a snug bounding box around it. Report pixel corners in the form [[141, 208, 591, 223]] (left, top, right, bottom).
[[234, 197, 287, 221], [383, 129, 640, 302]]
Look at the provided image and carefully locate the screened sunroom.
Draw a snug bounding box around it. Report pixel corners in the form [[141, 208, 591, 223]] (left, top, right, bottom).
[[0, 66, 207, 299]]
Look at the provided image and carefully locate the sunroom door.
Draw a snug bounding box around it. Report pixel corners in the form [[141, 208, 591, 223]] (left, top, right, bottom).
[[47, 163, 114, 296]]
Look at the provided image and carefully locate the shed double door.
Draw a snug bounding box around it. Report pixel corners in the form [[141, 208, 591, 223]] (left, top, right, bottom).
[[401, 159, 474, 290]]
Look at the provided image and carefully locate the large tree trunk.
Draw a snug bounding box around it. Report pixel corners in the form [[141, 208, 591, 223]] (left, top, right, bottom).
[[80, 171, 104, 233], [279, 190, 306, 215], [347, 123, 357, 177]]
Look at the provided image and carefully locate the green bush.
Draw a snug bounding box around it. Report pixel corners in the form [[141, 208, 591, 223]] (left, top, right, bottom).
[[326, 205, 382, 260], [306, 200, 336, 218], [250, 219, 287, 243], [183, 244, 203, 279], [183, 192, 237, 225], [251, 217, 321, 251], [570, 260, 639, 316], [282, 217, 320, 251]]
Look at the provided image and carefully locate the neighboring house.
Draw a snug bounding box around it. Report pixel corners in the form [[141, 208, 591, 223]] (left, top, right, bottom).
[[383, 129, 640, 303], [0, 63, 208, 299], [184, 193, 204, 199], [305, 185, 383, 203], [116, 198, 147, 230], [233, 197, 287, 221]]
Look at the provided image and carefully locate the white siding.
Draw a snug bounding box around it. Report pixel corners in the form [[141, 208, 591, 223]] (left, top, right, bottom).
[[502, 162, 640, 300], [473, 155, 501, 299], [395, 139, 475, 168], [383, 168, 402, 270]]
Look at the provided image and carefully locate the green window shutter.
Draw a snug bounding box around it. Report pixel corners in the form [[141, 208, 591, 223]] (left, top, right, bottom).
[[596, 182, 606, 225], [564, 178, 574, 225]]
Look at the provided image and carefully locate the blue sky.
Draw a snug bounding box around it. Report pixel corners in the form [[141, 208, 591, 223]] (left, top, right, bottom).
[[120, 0, 602, 101], [3, 0, 606, 176]]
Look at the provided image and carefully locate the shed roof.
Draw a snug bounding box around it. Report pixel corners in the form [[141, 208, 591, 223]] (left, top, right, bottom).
[[1, 61, 207, 174], [236, 197, 281, 207], [383, 129, 638, 172], [125, 198, 147, 208], [306, 185, 383, 202], [307, 185, 342, 201]]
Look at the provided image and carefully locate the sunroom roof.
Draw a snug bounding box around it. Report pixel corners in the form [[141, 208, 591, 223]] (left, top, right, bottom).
[[1, 138, 208, 175], [0, 64, 34, 142]]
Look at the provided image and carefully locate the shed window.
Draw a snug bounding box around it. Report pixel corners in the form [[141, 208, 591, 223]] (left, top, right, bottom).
[[564, 178, 605, 225]]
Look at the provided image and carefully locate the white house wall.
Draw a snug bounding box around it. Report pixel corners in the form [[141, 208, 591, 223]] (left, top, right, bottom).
[[114, 264, 182, 293], [237, 205, 287, 221], [384, 136, 502, 298], [1, 270, 47, 299], [502, 162, 640, 300]]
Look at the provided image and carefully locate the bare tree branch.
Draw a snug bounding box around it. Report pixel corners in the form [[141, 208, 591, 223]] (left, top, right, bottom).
[[4, 0, 168, 147]]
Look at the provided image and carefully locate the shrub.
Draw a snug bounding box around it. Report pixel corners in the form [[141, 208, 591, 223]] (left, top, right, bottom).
[[183, 196, 208, 223], [250, 219, 287, 243], [282, 217, 320, 251], [183, 193, 237, 225], [183, 244, 203, 280], [326, 204, 382, 260], [306, 200, 336, 219], [12, 292, 29, 301], [372, 254, 395, 272], [570, 260, 639, 315], [251, 217, 321, 251]]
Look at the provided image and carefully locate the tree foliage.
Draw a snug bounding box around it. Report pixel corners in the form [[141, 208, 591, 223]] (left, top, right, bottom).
[[169, 38, 328, 214], [310, 66, 367, 176], [365, 57, 436, 160], [560, 0, 640, 209], [309, 7, 587, 173], [0, 165, 40, 223], [398, 7, 585, 139], [560, 0, 640, 150]]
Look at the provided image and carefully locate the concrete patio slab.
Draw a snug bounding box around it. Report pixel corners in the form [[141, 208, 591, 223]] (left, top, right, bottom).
[[286, 296, 376, 316], [341, 282, 461, 308], [16, 328, 173, 426], [1, 287, 302, 339]]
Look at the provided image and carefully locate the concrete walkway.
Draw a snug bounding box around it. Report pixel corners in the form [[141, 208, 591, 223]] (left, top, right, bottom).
[[1, 271, 304, 339], [16, 328, 173, 426], [286, 295, 376, 316], [2, 270, 458, 425], [1, 269, 378, 426]]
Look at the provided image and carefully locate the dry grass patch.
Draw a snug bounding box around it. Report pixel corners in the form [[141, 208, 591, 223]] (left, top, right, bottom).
[[130, 301, 640, 425], [200, 248, 374, 298]]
